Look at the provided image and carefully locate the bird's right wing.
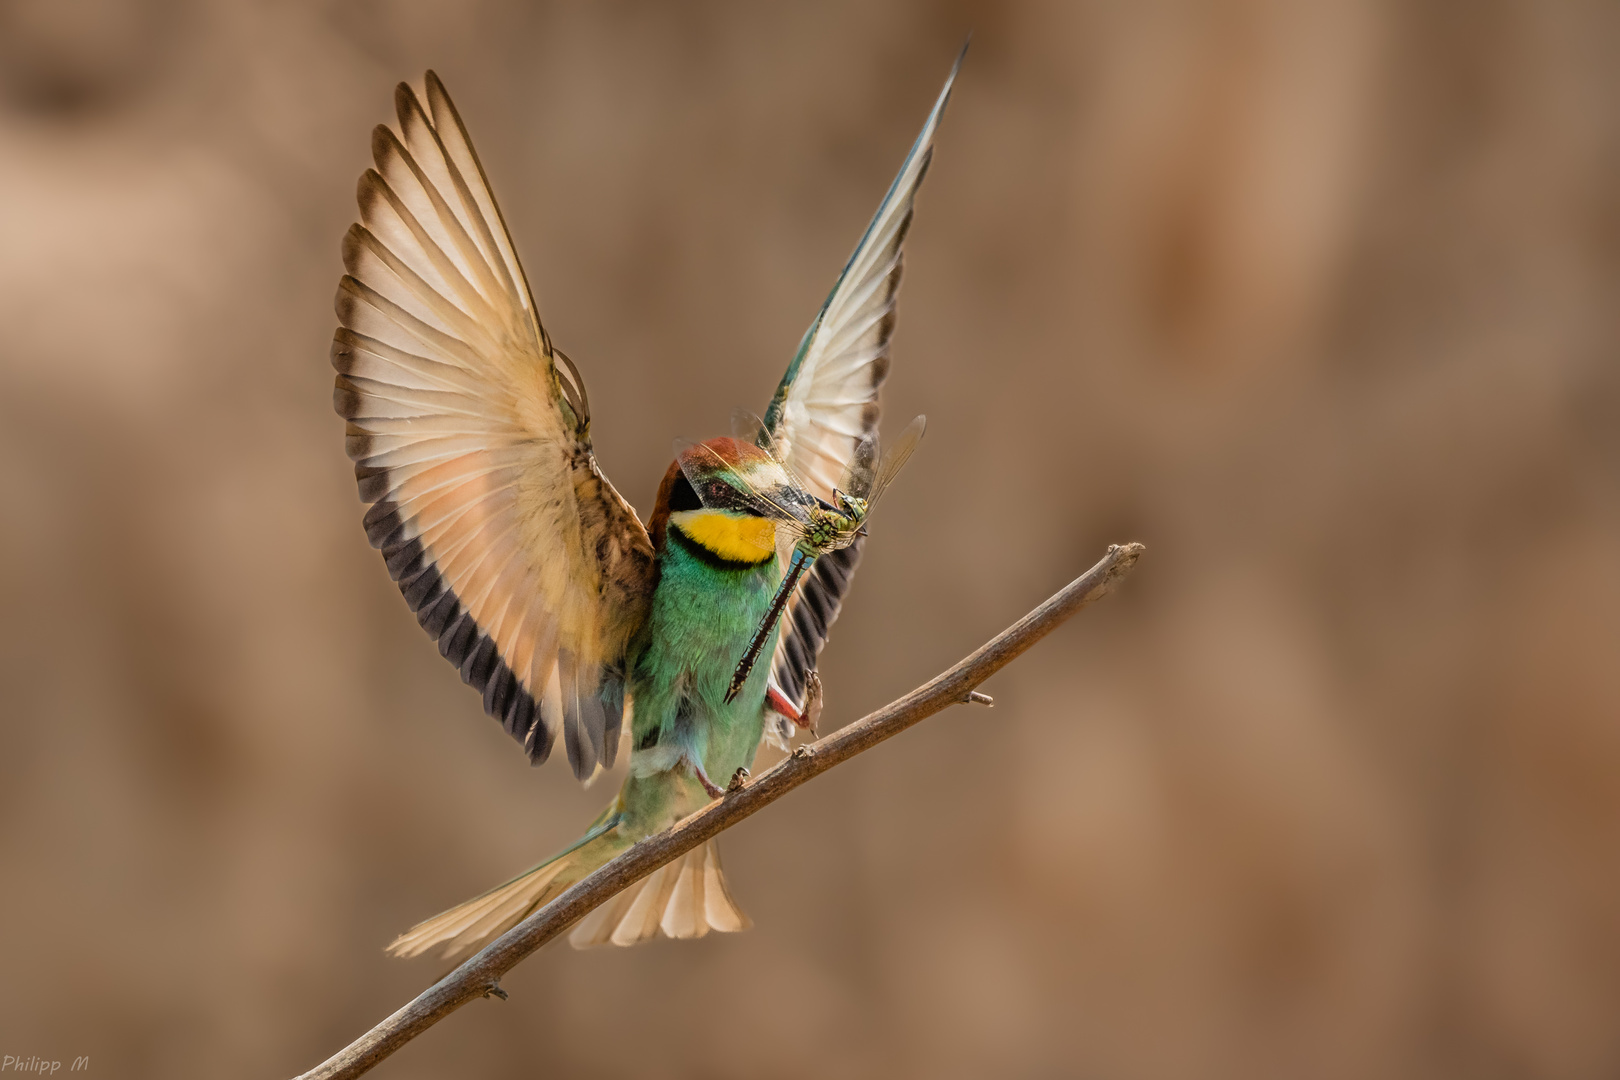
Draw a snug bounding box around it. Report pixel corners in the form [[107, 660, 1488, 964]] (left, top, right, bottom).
[[332, 72, 655, 780], [761, 51, 960, 503], [760, 52, 962, 718]]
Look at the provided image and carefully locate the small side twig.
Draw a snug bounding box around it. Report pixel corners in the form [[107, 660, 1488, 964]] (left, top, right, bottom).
[[292, 543, 1144, 1080]]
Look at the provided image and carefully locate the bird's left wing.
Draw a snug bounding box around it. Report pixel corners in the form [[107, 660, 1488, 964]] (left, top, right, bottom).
[[332, 72, 655, 780], [759, 53, 961, 720]]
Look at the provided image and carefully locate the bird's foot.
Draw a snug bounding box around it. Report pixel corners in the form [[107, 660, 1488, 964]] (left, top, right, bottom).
[[692, 759, 725, 799], [800, 671, 825, 734], [765, 670, 824, 734], [727, 767, 750, 793]]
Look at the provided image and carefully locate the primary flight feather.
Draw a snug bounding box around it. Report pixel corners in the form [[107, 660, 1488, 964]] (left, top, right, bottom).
[[333, 55, 961, 958]]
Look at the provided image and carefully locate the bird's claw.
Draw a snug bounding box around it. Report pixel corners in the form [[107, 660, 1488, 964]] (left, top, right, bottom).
[[801, 671, 824, 734], [727, 767, 750, 793]]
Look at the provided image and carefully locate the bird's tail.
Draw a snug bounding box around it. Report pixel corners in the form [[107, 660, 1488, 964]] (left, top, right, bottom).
[[567, 835, 751, 948], [387, 808, 751, 960]]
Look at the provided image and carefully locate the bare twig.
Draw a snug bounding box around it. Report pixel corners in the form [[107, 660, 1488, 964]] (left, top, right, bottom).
[[292, 543, 1145, 1080]]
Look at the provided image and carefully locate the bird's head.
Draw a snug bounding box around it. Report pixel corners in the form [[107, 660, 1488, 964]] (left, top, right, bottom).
[[650, 437, 793, 566]]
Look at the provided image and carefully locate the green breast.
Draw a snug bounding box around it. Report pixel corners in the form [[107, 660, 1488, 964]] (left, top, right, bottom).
[[625, 523, 782, 794]]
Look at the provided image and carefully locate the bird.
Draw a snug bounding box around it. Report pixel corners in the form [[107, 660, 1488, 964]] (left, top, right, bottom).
[[330, 53, 961, 960]]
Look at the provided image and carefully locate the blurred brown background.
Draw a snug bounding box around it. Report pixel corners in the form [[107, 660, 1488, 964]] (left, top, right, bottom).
[[2, 1, 1618, 1077]]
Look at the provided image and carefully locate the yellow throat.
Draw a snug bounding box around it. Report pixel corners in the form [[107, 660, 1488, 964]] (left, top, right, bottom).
[[671, 510, 777, 564]]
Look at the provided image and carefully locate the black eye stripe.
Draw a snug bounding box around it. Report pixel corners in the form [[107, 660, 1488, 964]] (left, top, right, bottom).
[[668, 473, 702, 512]]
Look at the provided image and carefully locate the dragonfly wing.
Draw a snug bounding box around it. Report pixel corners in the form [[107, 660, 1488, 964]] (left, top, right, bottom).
[[673, 437, 813, 531], [865, 414, 927, 505], [761, 51, 960, 504], [333, 72, 655, 781], [730, 406, 773, 452]]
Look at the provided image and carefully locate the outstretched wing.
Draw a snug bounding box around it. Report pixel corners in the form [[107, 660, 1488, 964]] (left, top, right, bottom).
[[761, 53, 961, 714], [762, 53, 959, 502], [332, 72, 655, 780]]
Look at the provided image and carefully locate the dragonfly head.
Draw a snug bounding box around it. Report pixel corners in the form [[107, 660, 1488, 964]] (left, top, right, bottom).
[[833, 488, 869, 521], [792, 496, 864, 559]]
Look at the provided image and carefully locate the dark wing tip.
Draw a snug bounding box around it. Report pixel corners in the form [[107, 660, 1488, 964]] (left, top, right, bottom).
[[395, 77, 437, 137], [393, 81, 419, 125], [368, 125, 396, 167]]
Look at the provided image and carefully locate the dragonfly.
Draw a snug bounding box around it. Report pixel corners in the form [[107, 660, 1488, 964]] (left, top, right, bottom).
[[678, 411, 927, 703]]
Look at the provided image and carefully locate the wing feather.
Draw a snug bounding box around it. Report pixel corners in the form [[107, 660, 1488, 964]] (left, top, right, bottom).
[[334, 72, 654, 779], [766, 539, 863, 720], [424, 77, 531, 311]]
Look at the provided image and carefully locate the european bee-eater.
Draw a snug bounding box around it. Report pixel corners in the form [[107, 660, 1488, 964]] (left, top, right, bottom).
[[331, 54, 959, 959]]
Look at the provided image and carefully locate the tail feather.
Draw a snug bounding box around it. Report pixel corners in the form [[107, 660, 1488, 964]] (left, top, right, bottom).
[[388, 827, 751, 960], [568, 840, 750, 948], [387, 817, 624, 961], [386, 857, 573, 961]]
